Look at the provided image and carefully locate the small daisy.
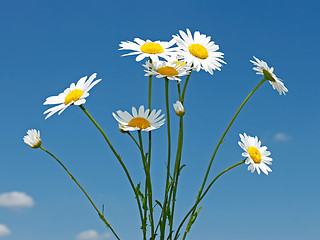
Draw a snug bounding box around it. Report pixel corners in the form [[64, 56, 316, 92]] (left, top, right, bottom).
[[250, 56, 288, 95], [23, 129, 42, 148], [172, 28, 225, 75], [238, 133, 272, 175], [173, 101, 185, 116], [43, 73, 101, 119], [119, 38, 176, 62], [112, 105, 165, 132], [143, 59, 190, 81]]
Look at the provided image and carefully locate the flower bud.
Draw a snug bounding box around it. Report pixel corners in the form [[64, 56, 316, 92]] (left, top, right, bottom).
[[173, 101, 185, 117], [23, 129, 42, 148]]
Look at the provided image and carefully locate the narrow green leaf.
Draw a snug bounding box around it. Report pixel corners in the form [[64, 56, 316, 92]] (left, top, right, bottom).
[[155, 200, 163, 209]]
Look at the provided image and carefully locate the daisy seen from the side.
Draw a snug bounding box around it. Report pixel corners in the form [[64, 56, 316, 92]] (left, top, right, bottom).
[[143, 59, 190, 82], [23, 129, 42, 148], [238, 133, 272, 175], [112, 105, 165, 132], [43, 73, 101, 119], [173, 101, 185, 116], [172, 28, 225, 75], [119, 38, 176, 62], [250, 56, 288, 95]]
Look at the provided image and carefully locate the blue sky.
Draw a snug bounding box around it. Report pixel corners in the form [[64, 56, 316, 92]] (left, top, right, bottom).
[[0, 0, 319, 239]]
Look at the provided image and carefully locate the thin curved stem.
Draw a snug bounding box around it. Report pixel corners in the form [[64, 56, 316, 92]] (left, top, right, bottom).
[[40, 146, 120, 240], [200, 159, 246, 204], [181, 70, 192, 104], [79, 105, 144, 232], [175, 160, 246, 240], [127, 132, 140, 149]]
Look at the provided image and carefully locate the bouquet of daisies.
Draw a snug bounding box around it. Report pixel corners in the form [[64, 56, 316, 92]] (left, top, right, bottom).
[[24, 28, 288, 240]]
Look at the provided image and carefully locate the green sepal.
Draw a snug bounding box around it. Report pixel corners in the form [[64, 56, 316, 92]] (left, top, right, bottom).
[[185, 205, 203, 233], [262, 69, 276, 82]]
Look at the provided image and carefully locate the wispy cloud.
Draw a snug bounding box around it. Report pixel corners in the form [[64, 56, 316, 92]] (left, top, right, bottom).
[[75, 230, 112, 240], [0, 224, 11, 238], [274, 132, 292, 142], [0, 192, 34, 208]]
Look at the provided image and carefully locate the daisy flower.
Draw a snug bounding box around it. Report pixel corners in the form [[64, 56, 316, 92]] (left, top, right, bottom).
[[23, 129, 42, 148], [143, 59, 190, 81], [112, 105, 165, 132], [250, 56, 288, 95], [119, 38, 176, 62], [238, 133, 272, 175], [43, 73, 101, 119], [172, 28, 225, 75], [173, 101, 185, 116]]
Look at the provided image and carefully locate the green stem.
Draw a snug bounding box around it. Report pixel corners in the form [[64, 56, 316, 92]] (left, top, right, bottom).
[[177, 81, 182, 102], [181, 70, 192, 104], [169, 116, 184, 239], [127, 132, 140, 149], [141, 134, 148, 240], [138, 131, 155, 238], [148, 75, 152, 110], [175, 160, 246, 240], [148, 70, 154, 239], [178, 78, 267, 239], [79, 105, 144, 234], [40, 146, 120, 240], [160, 78, 172, 240], [201, 160, 246, 205]]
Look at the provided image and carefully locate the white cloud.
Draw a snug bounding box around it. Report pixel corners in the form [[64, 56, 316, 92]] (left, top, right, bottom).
[[274, 132, 292, 142], [75, 230, 112, 240], [0, 191, 34, 208], [0, 224, 11, 238], [102, 233, 112, 239]]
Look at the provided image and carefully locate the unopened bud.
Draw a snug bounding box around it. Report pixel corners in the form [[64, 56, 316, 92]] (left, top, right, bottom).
[[173, 101, 185, 117], [23, 129, 42, 148]]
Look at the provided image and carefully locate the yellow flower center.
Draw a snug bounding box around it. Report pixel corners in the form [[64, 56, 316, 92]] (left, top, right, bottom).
[[128, 117, 151, 129], [157, 66, 179, 76], [188, 44, 209, 59], [65, 89, 84, 105], [248, 147, 262, 164], [140, 42, 164, 54]]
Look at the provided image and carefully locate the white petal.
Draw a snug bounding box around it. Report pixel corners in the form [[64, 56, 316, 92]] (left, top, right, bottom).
[[132, 107, 138, 117], [138, 105, 145, 117]]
